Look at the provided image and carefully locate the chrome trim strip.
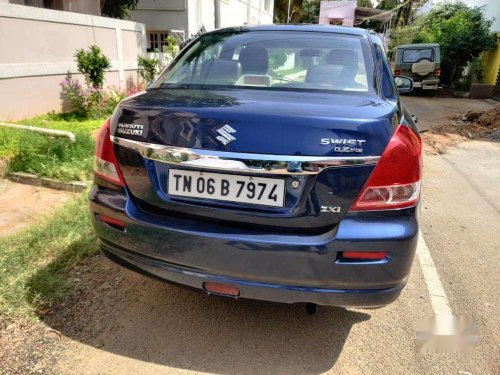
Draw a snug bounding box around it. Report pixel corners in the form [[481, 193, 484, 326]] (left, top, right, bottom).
[[111, 136, 380, 175]]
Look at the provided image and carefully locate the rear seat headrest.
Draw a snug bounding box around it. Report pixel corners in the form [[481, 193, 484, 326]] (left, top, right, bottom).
[[326, 49, 358, 66], [203, 59, 242, 82]]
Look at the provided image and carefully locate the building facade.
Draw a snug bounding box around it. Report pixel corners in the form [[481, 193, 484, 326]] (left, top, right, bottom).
[[129, 0, 274, 51]]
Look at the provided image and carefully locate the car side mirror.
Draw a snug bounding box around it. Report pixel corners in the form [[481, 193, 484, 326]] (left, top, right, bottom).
[[395, 76, 413, 93]]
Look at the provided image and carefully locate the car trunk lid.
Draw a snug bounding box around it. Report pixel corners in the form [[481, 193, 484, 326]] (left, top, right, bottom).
[[111, 88, 398, 233]]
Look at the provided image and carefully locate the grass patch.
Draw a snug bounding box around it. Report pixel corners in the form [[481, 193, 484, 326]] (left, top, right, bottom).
[[15, 112, 104, 133], [0, 113, 104, 181], [0, 195, 98, 326]]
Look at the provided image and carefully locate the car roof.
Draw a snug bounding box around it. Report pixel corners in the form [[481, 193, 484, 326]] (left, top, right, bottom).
[[394, 43, 440, 49], [206, 24, 370, 37]]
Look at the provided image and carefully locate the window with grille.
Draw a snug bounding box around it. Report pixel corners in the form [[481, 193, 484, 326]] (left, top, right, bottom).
[[148, 31, 170, 52]]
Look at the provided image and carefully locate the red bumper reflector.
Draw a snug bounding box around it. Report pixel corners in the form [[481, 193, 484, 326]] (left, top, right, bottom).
[[204, 282, 240, 297], [342, 251, 388, 260], [98, 214, 125, 230]]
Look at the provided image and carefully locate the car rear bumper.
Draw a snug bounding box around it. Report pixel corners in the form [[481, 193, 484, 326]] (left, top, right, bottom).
[[101, 239, 407, 307], [413, 78, 439, 89], [89, 186, 419, 307]]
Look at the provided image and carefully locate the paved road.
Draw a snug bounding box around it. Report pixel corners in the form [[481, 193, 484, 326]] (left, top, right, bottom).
[[41, 96, 499, 375], [401, 93, 495, 131]]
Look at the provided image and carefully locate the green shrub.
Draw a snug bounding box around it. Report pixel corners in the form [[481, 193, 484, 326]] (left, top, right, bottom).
[[60, 74, 138, 119], [470, 58, 485, 84], [163, 35, 179, 59], [137, 56, 163, 84], [75, 45, 111, 89]]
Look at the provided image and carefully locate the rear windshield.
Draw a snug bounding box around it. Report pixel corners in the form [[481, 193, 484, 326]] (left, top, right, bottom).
[[156, 31, 375, 93], [402, 48, 434, 63]]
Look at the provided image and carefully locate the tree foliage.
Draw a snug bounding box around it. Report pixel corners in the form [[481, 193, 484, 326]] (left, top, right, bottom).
[[376, 0, 399, 11], [357, 0, 374, 8], [390, 2, 497, 85], [274, 0, 320, 24], [100, 0, 138, 19]]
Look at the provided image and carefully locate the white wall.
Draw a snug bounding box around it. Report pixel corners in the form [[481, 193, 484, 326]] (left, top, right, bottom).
[[319, 0, 356, 26], [219, 0, 273, 28], [187, 0, 215, 35], [0, 3, 146, 120]]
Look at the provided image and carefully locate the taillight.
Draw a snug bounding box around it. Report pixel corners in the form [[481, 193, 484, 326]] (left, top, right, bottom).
[[349, 125, 422, 211], [94, 119, 125, 186], [434, 68, 441, 77], [393, 69, 400, 76]]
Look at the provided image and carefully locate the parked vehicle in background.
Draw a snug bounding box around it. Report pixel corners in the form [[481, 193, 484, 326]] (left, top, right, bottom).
[[89, 25, 420, 313], [389, 43, 441, 91]]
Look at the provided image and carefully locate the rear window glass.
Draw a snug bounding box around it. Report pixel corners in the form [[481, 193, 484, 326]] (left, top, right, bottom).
[[157, 31, 375, 93], [402, 48, 434, 63]]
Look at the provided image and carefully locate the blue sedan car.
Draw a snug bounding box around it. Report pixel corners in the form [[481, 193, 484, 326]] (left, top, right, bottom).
[[90, 25, 421, 312]]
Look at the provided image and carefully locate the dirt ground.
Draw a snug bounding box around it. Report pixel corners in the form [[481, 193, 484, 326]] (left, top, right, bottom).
[[1, 94, 499, 374], [422, 104, 499, 154], [0, 179, 76, 237], [401, 92, 496, 132], [402, 92, 499, 155], [0, 178, 75, 237]]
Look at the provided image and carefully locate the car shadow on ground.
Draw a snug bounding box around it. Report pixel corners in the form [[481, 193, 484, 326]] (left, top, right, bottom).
[[34, 253, 371, 374]]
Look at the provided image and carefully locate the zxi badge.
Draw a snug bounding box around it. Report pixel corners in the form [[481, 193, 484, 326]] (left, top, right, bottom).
[[321, 206, 341, 213], [216, 125, 236, 146]]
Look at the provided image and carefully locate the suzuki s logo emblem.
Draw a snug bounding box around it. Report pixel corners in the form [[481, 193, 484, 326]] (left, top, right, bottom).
[[216, 125, 236, 146]]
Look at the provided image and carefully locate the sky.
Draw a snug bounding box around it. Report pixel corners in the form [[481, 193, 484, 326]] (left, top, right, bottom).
[[429, 0, 488, 6], [370, 0, 489, 8]]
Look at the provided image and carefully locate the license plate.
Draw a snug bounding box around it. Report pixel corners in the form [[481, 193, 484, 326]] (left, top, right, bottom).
[[167, 169, 285, 207]]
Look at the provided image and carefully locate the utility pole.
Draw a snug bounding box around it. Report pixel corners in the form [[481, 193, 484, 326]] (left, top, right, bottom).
[[214, 0, 220, 29], [287, 0, 292, 23]]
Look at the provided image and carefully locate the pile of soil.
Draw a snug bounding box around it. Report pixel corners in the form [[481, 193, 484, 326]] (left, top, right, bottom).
[[422, 104, 500, 154]]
